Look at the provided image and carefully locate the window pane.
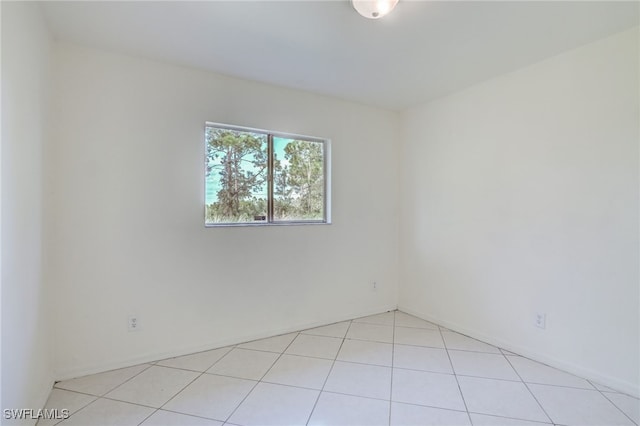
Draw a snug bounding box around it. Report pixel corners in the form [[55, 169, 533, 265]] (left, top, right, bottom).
[[205, 126, 268, 224], [273, 137, 325, 221]]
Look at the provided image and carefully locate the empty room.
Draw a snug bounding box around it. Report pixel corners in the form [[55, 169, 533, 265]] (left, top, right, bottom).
[[2, 1, 638, 425]]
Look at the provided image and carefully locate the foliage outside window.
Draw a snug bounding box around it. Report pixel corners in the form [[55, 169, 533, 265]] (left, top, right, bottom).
[[205, 123, 329, 225]]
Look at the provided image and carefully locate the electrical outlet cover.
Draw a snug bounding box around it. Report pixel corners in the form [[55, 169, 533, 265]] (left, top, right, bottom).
[[534, 313, 546, 329], [128, 315, 140, 332]]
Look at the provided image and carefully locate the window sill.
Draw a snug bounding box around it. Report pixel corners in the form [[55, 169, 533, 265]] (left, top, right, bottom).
[[205, 221, 331, 228]]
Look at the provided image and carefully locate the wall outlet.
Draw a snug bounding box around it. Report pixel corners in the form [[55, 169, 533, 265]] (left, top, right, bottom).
[[128, 315, 140, 332], [534, 312, 546, 329], [372, 281, 378, 291]]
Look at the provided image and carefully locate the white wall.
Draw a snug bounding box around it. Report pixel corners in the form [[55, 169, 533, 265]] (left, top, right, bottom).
[[1, 2, 53, 422], [49, 43, 400, 379], [400, 27, 639, 396]]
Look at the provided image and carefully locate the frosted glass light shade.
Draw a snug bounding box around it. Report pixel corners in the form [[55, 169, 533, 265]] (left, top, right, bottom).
[[352, 0, 399, 19]]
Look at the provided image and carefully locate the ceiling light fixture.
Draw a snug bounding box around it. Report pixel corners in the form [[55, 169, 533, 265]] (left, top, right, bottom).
[[352, 0, 399, 19]]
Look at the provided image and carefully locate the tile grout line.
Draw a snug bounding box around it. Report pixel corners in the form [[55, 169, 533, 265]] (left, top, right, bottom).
[[137, 345, 237, 425], [589, 380, 639, 426], [38, 388, 98, 426], [304, 320, 354, 425], [588, 380, 636, 398], [222, 332, 301, 424], [383, 397, 468, 413], [43, 387, 100, 400], [388, 310, 397, 426], [387, 339, 507, 355], [41, 395, 97, 426], [97, 363, 157, 397], [504, 379, 616, 392], [308, 388, 394, 404], [148, 408, 227, 424], [502, 353, 554, 424], [438, 322, 474, 425], [100, 394, 174, 410], [249, 379, 342, 394], [352, 317, 398, 327], [53, 363, 156, 426], [467, 410, 556, 425]]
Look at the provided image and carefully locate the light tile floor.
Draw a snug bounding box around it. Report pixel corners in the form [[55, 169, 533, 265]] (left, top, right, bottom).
[[41, 311, 638, 426]]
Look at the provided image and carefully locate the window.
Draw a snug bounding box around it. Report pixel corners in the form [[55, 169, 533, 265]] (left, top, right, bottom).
[[205, 123, 330, 226]]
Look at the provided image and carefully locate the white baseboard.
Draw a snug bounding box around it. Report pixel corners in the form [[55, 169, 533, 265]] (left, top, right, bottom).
[[53, 305, 397, 382], [399, 305, 640, 399]]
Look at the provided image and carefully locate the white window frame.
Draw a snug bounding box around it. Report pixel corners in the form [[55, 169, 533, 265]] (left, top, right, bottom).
[[204, 122, 331, 227]]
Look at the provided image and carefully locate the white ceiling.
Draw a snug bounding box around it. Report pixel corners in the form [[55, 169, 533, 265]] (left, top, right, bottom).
[[40, 1, 639, 110]]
